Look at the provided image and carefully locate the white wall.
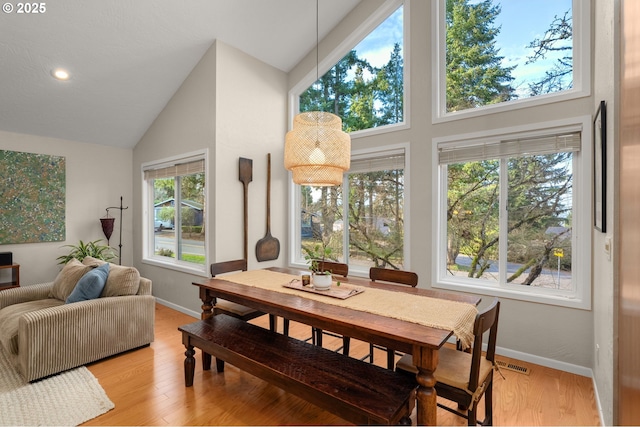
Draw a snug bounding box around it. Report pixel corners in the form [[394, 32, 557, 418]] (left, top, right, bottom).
[[592, 0, 618, 424], [285, 0, 597, 370], [133, 40, 287, 314], [0, 130, 133, 285]]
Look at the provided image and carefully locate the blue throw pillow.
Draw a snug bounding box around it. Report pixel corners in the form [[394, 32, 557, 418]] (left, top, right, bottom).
[[66, 263, 110, 303]]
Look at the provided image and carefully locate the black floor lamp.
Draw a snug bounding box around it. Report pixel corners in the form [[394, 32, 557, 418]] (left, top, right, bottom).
[[100, 196, 129, 265]]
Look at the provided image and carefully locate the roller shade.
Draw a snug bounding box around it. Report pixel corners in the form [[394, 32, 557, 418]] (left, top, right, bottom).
[[348, 148, 405, 174], [144, 159, 204, 180], [439, 131, 581, 165]]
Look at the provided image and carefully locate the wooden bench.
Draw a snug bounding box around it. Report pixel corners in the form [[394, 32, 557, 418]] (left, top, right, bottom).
[[179, 314, 416, 425]]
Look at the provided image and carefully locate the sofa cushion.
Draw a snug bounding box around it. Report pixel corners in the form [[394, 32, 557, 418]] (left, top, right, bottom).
[[0, 299, 64, 355], [49, 259, 93, 301], [82, 256, 140, 296], [66, 263, 110, 304]]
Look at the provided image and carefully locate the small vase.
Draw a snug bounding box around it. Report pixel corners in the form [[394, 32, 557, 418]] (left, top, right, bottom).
[[312, 273, 332, 290]]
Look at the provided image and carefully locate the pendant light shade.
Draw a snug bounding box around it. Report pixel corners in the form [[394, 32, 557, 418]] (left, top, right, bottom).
[[285, 111, 351, 186]]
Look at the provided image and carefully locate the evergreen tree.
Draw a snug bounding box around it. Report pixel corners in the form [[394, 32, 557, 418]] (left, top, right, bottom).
[[376, 43, 404, 126], [445, 0, 515, 112]]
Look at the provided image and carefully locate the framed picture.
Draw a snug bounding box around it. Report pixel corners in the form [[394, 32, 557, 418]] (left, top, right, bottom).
[[594, 100, 607, 232]]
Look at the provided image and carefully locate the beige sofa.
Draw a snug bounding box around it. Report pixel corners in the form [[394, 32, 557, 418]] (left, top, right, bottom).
[[0, 257, 155, 381]]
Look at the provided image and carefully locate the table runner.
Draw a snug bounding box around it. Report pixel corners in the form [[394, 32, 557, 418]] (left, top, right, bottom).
[[219, 270, 478, 349]]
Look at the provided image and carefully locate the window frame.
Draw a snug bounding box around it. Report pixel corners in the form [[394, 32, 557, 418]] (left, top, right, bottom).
[[431, 0, 591, 123], [288, 0, 410, 140], [141, 149, 209, 276], [432, 117, 592, 310], [289, 143, 411, 277]]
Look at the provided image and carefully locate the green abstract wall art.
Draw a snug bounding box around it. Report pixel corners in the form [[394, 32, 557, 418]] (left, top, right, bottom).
[[0, 150, 66, 244]]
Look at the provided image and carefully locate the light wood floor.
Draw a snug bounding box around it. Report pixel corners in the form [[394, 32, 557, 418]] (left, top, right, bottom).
[[84, 303, 600, 426]]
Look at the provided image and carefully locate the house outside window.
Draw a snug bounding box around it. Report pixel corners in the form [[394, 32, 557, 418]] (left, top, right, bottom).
[[433, 0, 590, 121], [142, 151, 207, 274], [291, 145, 408, 276], [433, 118, 591, 309]]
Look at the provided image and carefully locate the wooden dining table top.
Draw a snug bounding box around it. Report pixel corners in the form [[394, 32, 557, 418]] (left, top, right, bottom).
[[192, 266, 481, 355]]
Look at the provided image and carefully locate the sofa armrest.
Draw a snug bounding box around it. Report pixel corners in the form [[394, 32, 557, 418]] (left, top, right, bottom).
[[0, 283, 54, 310], [17, 294, 156, 381]]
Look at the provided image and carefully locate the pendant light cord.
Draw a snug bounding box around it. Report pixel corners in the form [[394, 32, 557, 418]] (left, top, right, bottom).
[[316, 0, 319, 84]]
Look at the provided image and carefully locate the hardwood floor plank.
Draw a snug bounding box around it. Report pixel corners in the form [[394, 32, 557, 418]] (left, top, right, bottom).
[[83, 303, 600, 426]]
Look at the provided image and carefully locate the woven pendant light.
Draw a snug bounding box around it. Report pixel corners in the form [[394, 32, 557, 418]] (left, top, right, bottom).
[[285, 111, 350, 186], [284, 0, 350, 187]]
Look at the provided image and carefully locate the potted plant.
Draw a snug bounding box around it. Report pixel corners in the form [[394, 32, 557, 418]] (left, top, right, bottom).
[[56, 239, 117, 265], [302, 242, 333, 290]]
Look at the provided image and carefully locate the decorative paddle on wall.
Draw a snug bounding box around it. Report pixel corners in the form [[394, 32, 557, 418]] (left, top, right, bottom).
[[239, 157, 253, 262], [256, 153, 280, 261]]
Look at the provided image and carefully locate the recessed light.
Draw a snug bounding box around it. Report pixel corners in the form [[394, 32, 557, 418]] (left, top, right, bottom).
[[52, 69, 70, 81]]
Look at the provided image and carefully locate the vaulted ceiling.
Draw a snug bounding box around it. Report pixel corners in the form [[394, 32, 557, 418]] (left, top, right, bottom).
[[0, 0, 360, 148]]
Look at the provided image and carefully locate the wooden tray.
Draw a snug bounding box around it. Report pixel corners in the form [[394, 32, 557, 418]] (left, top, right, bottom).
[[283, 280, 364, 300]]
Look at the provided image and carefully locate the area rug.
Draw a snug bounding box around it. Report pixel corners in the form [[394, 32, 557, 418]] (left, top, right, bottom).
[[0, 346, 114, 426]]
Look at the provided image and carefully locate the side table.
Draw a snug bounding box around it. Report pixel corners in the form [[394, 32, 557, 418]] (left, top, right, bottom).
[[0, 264, 19, 291]]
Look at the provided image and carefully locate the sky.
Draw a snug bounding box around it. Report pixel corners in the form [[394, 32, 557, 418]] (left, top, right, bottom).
[[349, 0, 573, 99]]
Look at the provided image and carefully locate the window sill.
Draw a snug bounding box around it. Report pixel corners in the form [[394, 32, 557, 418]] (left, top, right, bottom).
[[432, 88, 590, 125], [142, 257, 208, 277], [433, 278, 590, 310]]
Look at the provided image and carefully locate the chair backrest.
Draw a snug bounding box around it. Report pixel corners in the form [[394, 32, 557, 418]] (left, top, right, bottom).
[[369, 267, 418, 287], [468, 298, 500, 391], [317, 261, 348, 277], [210, 259, 247, 277]]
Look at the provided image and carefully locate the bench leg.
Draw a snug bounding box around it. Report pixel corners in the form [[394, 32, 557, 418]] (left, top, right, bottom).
[[184, 345, 196, 387], [202, 351, 212, 370], [269, 314, 277, 332], [342, 336, 350, 356], [216, 357, 225, 373]]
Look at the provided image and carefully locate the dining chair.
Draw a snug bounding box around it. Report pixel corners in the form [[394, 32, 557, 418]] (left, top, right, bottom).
[[210, 259, 276, 332], [284, 261, 351, 354], [364, 267, 418, 369], [396, 298, 501, 426]]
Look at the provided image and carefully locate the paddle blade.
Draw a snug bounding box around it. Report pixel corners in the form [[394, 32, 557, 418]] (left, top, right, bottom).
[[256, 233, 280, 261]]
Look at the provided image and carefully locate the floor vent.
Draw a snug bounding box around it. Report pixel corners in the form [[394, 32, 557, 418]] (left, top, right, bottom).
[[496, 360, 531, 375]]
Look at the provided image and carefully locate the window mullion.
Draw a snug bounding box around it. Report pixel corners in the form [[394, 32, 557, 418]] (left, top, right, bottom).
[[343, 174, 350, 264], [499, 159, 508, 287], [175, 176, 182, 260]]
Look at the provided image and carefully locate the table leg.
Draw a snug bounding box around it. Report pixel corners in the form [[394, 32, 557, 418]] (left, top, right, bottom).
[[198, 288, 214, 370], [414, 346, 439, 426], [199, 287, 214, 320]]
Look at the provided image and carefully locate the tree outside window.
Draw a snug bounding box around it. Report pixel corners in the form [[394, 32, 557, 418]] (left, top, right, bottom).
[[443, 0, 574, 114]]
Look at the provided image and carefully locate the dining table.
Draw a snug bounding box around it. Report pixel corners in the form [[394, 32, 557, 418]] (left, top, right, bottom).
[[192, 266, 481, 426]]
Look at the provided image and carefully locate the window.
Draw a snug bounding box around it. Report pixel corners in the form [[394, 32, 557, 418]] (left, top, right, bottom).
[[433, 118, 591, 309], [291, 145, 408, 275], [293, 0, 406, 135], [433, 0, 590, 121], [142, 151, 207, 274]]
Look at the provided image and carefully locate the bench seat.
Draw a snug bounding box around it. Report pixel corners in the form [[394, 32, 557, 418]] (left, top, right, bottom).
[[179, 314, 416, 425]]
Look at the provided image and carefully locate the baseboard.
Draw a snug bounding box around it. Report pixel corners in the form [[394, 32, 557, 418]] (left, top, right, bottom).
[[494, 345, 593, 377], [155, 297, 200, 319]]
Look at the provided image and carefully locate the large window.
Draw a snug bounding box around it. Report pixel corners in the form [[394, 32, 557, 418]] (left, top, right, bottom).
[[291, 146, 408, 275], [294, 1, 406, 135], [433, 0, 590, 120], [142, 151, 207, 274], [433, 119, 591, 309]]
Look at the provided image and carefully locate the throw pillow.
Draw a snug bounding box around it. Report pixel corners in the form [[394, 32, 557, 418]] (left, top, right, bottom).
[[81, 256, 105, 268], [66, 263, 110, 303], [102, 264, 140, 297], [49, 258, 93, 301], [82, 256, 141, 296]]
